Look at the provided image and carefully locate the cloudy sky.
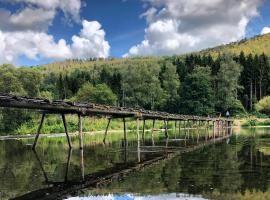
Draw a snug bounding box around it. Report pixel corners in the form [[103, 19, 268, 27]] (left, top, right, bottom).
[[0, 0, 269, 66]]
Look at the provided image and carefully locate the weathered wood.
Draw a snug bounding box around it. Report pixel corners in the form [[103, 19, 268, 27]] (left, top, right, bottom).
[[78, 114, 83, 149], [123, 118, 127, 145], [62, 114, 72, 149], [0, 94, 234, 149], [103, 118, 111, 144], [32, 112, 46, 149], [151, 119, 155, 146], [213, 120, 216, 139], [0, 94, 233, 123], [64, 149, 72, 182], [80, 149, 85, 180], [164, 120, 168, 138], [178, 120, 181, 135], [136, 118, 140, 162], [142, 119, 146, 141]]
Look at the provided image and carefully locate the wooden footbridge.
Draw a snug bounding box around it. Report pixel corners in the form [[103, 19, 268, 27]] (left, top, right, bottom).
[[0, 94, 233, 149]]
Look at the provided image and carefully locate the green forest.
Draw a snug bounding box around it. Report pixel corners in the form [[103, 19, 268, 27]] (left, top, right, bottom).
[[0, 51, 269, 134]]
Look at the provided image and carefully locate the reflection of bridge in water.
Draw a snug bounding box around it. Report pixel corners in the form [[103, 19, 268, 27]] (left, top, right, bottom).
[[0, 94, 233, 150], [12, 133, 232, 200]]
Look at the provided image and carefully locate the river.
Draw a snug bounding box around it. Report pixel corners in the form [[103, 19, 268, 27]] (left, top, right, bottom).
[[0, 127, 269, 200]]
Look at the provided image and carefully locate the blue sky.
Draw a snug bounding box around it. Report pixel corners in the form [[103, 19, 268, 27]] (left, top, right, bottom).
[[0, 0, 269, 66]]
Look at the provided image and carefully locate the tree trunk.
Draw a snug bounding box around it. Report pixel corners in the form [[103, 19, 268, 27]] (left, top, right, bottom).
[[250, 81, 253, 111], [259, 80, 262, 100], [254, 80, 257, 101]]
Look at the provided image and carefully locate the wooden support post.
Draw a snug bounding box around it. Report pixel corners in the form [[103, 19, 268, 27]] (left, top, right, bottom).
[[225, 120, 227, 136], [62, 114, 72, 149], [64, 148, 72, 182], [136, 118, 140, 162], [174, 120, 177, 139], [218, 120, 220, 137], [178, 120, 181, 135], [187, 120, 190, 139], [78, 114, 83, 149], [123, 118, 127, 145], [103, 118, 111, 144], [222, 120, 225, 137], [184, 120, 187, 140], [164, 120, 168, 138], [32, 112, 46, 149], [197, 121, 200, 143], [80, 148, 85, 180], [191, 120, 195, 141], [213, 120, 215, 139], [151, 119, 155, 146], [32, 149, 49, 183], [205, 121, 209, 141], [142, 119, 146, 141]]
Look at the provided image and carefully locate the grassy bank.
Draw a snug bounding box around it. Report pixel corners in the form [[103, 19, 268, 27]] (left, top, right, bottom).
[[3, 112, 269, 136], [14, 114, 170, 135], [235, 117, 270, 127]]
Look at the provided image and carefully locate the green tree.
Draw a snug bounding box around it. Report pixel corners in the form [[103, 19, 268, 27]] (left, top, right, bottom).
[[74, 82, 117, 105], [0, 65, 32, 133], [17, 68, 42, 97], [159, 62, 180, 112], [216, 54, 243, 113], [255, 96, 270, 114], [258, 53, 270, 99], [180, 66, 214, 115], [121, 63, 163, 109], [0, 64, 26, 95]]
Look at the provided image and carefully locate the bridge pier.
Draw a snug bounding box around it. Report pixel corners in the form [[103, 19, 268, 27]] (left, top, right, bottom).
[[78, 114, 83, 149], [32, 112, 73, 149], [151, 119, 155, 146], [62, 114, 72, 149], [103, 117, 111, 144], [142, 119, 146, 142], [178, 120, 181, 136], [136, 118, 140, 162], [164, 120, 168, 138], [32, 112, 46, 149], [123, 118, 127, 146]]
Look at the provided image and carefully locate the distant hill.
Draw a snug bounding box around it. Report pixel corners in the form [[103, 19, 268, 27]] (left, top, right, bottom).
[[40, 57, 163, 73], [39, 33, 270, 73], [198, 33, 270, 57]]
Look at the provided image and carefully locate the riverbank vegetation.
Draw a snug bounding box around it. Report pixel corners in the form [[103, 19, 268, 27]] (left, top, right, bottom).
[[0, 50, 269, 135]]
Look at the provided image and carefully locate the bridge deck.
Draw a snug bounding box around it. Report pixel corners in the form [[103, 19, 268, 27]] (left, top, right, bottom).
[[0, 94, 232, 122]]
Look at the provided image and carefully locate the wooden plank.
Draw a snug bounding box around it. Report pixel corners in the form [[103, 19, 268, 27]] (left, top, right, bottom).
[[0, 94, 234, 122]]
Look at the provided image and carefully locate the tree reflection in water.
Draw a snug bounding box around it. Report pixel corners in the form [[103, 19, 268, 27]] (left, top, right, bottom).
[[0, 128, 270, 200]]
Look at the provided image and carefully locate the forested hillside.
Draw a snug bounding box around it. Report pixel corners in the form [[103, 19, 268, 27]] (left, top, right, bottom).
[[0, 36, 270, 134], [199, 33, 270, 58]]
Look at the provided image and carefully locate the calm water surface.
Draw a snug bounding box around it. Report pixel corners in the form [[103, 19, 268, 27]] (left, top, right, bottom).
[[0, 128, 270, 200]]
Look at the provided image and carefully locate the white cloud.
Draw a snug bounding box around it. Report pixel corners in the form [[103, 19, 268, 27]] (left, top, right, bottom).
[[12, 0, 82, 22], [0, 8, 55, 31], [0, 20, 110, 64], [0, 1, 111, 64], [261, 27, 270, 35], [125, 0, 262, 57], [71, 20, 110, 58]]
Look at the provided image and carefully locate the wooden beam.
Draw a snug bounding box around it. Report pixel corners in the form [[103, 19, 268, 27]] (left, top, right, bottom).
[[142, 119, 146, 141], [136, 118, 140, 162], [62, 114, 72, 149], [164, 120, 168, 138], [103, 118, 111, 144], [123, 118, 127, 145], [32, 112, 46, 149], [78, 114, 83, 149], [0, 94, 234, 124]]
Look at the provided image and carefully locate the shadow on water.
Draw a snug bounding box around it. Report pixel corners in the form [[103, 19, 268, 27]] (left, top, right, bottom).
[[2, 127, 270, 199]]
